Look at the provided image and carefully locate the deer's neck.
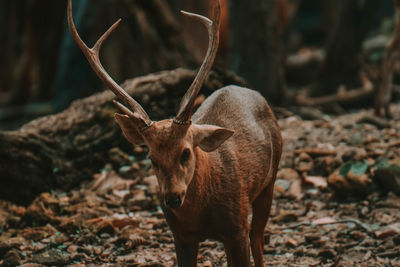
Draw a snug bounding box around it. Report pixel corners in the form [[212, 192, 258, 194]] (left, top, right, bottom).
[[188, 147, 213, 203], [177, 147, 215, 213]]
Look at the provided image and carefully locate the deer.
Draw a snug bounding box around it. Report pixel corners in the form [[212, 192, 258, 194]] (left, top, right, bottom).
[[67, 0, 282, 266]]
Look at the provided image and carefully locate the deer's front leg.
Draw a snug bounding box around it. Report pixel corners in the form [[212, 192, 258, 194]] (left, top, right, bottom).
[[175, 240, 199, 267], [224, 232, 250, 267]]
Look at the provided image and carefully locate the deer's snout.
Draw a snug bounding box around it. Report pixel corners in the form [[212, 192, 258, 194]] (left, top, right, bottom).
[[164, 191, 185, 209]]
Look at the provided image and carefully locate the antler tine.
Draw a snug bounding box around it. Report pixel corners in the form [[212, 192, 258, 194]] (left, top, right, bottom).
[[67, 0, 152, 127], [174, 0, 221, 125]]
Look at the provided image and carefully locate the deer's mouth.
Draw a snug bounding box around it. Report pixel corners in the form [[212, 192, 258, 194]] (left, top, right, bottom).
[[164, 191, 186, 209]]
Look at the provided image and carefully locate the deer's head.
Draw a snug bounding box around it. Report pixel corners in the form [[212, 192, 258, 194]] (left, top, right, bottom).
[[68, 0, 233, 209]]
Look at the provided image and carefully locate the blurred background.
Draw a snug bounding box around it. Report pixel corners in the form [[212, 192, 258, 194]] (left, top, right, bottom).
[[0, 0, 398, 130]]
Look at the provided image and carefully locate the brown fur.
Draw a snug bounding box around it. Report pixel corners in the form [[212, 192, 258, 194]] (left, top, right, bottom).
[[117, 85, 282, 267]]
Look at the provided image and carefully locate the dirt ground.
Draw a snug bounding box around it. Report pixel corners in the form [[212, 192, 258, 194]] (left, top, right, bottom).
[[1, 104, 400, 266]]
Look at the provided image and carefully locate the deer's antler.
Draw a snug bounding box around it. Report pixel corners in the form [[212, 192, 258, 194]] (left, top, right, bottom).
[[174, 0, 221, 125], [67, 0, 152, 128]]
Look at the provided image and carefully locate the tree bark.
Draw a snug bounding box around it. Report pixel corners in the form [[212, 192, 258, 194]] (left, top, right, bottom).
[[314, 0, 379, 96], [228, 0, 286, 104], [0, 0, 193, 110], [0, 68, 246, 205], [374, 0, 400, 118]]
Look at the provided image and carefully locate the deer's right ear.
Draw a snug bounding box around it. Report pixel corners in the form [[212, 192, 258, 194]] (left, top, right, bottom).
[[115, 113, 145, 145], [192, 124, 234, 152]]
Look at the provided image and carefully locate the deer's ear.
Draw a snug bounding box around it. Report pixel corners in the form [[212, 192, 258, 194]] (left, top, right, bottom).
[[192, 124, 234, 152], [115, 113, 145, 145]]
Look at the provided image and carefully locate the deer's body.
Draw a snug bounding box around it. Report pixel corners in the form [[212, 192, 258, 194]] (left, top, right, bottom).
[[162, 86, 282, 266], [68, 0, 282, 265]]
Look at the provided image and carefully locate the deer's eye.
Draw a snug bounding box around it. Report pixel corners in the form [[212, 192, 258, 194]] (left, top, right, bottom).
[[180, 149, 191, 165]]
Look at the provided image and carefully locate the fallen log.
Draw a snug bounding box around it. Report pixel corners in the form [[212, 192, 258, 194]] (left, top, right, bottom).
[[295, 72, 374, 107], [0, 68, 246, 204]]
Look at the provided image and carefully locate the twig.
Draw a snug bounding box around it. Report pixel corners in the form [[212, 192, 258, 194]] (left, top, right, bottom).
[[377, 250, 400, 258], [293, 148, 337, 156], [277, 218, 373, 234]]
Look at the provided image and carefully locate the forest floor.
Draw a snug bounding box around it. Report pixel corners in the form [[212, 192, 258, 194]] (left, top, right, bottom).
[[1, 104, 400, 266]]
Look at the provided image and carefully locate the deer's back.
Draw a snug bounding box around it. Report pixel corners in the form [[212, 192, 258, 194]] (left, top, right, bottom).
[[192, 85, 282, 202]]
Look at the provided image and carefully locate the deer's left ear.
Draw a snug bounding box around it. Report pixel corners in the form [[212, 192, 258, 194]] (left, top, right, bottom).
[[115, 113, 145, 145], [192, 124, 234, 152]]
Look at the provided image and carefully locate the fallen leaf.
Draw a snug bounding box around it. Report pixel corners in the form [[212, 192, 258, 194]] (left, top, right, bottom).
[[272, 210, 298, 223], [110, 214, 140, 230], [287, 179, 302, 199], [274, 179, 291, 193], [285, 238, 298, 247], [374, 223, 400, 238], [277, 168, 300, 180], [304, 176, 328, 189]]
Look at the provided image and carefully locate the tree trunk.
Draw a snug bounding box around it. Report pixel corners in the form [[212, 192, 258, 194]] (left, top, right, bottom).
[[0, 68, 246, 205], [228, 0, 286, 104], [374, 0, 400, 118], [314, 0, 379, 96], [0, 0, 193, 110]]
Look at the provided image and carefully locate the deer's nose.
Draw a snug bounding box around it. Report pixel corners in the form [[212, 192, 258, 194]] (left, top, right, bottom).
[[165, 195, 182, 209]]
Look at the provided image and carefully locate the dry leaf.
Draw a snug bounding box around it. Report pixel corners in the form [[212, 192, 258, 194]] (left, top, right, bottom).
[[304, 176, 328, 189]]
